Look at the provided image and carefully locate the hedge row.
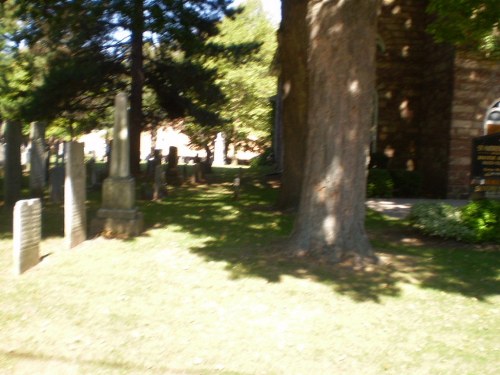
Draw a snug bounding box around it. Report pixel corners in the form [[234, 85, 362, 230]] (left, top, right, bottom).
[[408, 200, 500, 243]]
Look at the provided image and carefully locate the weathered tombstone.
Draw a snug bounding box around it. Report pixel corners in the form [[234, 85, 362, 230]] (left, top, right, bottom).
[[153, 163, 166, 200], [3, 121, 22, 208], [65, 142, 87, 248], [92, 92, 143, 237], [233, 177, 241, 199], [86, 156, 98, 188], [49, 166, 65, 203], [167, 146, 178, 170], [146, 149, 162, 180], [166, 146, 181, 186], [213, 132, 225, 166], [29, 121, 47, 197], [13, 198, 41, 275]]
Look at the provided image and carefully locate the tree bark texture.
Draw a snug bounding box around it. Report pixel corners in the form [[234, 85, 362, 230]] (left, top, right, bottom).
[[129, 0, 144, 176], [3, 120, 22, 209], [277, 0, 309, 210], [290, 0, 379, 262]]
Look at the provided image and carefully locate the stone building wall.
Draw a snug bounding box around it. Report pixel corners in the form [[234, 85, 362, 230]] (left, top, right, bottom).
[[447, 54, 500, 198], [376, 0, 456, 197], [419, 43, 455, 198], [376, 0, 427, 171], [375, 0, 500, 198]]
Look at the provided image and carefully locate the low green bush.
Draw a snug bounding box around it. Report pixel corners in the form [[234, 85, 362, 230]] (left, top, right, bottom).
[[367, 169, 393, 198], [250, 148, 274, 167], [409, 200, 500, 243], [460, 200, 500, 242]]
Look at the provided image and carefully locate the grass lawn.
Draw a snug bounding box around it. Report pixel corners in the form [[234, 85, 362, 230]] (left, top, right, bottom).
[[0, 166, 499, 374]]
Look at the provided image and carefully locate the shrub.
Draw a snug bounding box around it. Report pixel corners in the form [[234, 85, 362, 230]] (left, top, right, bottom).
[[409, 200, 500, 243], [460, 200, 500, 242], [367, 169, 394, 198], [250, 148, 274, 167]]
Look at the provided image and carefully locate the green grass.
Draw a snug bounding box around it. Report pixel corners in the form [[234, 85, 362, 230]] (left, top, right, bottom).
[[0, 167, 499, 374]]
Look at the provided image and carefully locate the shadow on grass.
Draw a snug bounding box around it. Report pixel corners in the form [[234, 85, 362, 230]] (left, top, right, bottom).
[[1, 167, 498, 302], [137, 168, 499, 302], [1, 349, 248, 375]]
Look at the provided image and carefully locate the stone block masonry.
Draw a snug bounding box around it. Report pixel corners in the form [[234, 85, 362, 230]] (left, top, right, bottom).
[[447, 53, 500, 198], [13, 199, 41, 275]]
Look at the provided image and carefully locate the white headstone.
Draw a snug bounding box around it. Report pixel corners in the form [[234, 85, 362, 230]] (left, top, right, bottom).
[[13, 199, 41, 275], [65, 141, 86, 249], [213, 132, 225, 166]]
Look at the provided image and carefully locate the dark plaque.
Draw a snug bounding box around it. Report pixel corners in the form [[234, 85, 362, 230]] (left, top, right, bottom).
[[471, 133, 500, 179]]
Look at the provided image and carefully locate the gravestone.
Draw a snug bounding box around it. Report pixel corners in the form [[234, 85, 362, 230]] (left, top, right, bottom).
[[3, 121, 22, 208], [29, 122, 47, 197], [146, 149, 162, 180], [92, 92, 143, 237], [13, 198, 41, 275], [166, 146, 181, 186], [233, 168, 242, 199], [213, 132, 225, 166], [86, 156, 98, 188], [65, 142, 87, 248], [153, 163, 166, 200], [49, 166, 65, 203]]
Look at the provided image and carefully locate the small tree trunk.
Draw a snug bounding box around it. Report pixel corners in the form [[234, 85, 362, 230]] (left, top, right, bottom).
[[3, 120, 23, 209], [129, 0, 144, 176], [290, 0, 379, 263]]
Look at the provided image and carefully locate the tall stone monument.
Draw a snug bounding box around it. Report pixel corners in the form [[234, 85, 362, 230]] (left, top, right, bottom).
[[92, 93, 143, 237], [213, 132, 225, 166], [29, 121, 47, 197], [3, 120, 22, 208], [65, 141, 86, 248]]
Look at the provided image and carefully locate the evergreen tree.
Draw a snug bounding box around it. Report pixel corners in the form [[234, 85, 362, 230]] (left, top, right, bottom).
[[5, 0, 235, 174]]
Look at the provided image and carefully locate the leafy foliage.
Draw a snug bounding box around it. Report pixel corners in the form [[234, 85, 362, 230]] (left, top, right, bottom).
[[461, 200, 500, 242], [409, 200, 500, 243], [427, 0, 500, 57], [367, 169, 394, 198], [201, 0, 277, 156], [2, 0, 236, 141]]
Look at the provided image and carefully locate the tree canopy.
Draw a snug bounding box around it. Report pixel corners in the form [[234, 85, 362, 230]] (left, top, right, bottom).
[[1, 0, 237, 172], [189, 0, 277, 160], [427, 0, 500, 57]]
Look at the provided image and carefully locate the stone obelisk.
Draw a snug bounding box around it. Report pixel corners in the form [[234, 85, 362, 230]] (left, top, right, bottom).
[[92, 92, 143, 237]]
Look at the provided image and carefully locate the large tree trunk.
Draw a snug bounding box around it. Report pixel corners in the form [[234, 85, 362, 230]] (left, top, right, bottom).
[[129, 0, 144, 176], [290, 0, 379, 263], [3, 120, 23, 209], [277, 0, 309, 210]]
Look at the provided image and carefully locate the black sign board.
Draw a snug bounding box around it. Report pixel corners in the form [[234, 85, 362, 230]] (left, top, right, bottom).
[[471, 133, 500, 179]]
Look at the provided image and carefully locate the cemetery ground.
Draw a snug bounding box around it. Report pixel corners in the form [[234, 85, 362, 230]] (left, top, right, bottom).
[[0, 166, 499, 374]]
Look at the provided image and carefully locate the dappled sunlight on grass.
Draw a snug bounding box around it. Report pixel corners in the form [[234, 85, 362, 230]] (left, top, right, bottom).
[[0, 167, 499, 373]]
